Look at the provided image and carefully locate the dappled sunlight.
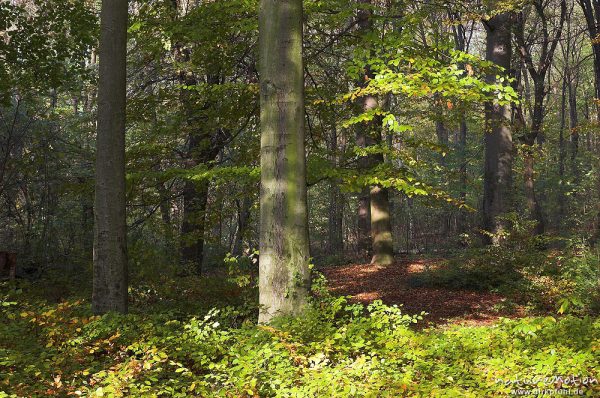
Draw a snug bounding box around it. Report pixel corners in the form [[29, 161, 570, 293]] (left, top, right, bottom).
[[321, 256, 523, 326]]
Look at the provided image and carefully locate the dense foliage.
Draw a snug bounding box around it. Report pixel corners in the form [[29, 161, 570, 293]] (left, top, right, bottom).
[[1, 275, 599, 397]]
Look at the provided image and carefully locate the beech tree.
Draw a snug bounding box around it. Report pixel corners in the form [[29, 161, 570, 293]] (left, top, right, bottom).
[[356, 0, 394, 265], [482, 10, 515, 244], [92, 0, 128, 314], [257, 0, 311, 323]]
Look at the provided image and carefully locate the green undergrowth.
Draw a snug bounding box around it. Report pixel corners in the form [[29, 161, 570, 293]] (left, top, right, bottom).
[[0, 273, 599, 397], [409, 218, 600, 315]]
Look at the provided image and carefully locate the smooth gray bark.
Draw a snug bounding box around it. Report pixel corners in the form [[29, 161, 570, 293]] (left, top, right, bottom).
[[357, 0, 394, 265], [482, 12, 514, 245], [93, 0, 128, 314], [258, 0, 310, 323]]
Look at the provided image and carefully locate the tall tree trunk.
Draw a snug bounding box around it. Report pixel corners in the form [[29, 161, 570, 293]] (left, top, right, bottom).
[[328, 183, 344, 253], [482, 12, 514, 245], [258, 0, 310, 323], [328, 187, 343, 254], [568, 77, 579, 164], [368, 125, 393, 264], [406, 195, 414, 251], [435, 105, 449, 237], [157, 181, 174, 255], [93, 0, 128, 314], [356, 0, 394, 265], [366, 113, 394, 258], [558, 74, 567, 231], [457, 119, 468, 232], [355, 74, 371, 259], [522, 80, 546, 235], [523, 151, 545, 235], [584, 98, 592, 150], [355, 0, 374, 261], [211, 182, 224, 248], [450, 14, 470, 233], [435, 120, 448, 167], [328, 127, 344, 253]]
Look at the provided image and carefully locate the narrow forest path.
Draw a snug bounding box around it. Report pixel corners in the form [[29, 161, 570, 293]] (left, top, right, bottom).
[[321, 257, 524, 327]]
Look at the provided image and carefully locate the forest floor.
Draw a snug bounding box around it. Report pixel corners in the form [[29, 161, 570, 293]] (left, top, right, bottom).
[[2, 255, 598, 396], [321, 256, 525, 327]]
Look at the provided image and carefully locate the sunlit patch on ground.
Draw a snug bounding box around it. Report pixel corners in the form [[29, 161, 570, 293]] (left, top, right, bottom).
[[321, 256, 525, 326]]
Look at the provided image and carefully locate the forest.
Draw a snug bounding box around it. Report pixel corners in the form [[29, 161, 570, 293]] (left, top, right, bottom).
[[1, 0, 600, 396]]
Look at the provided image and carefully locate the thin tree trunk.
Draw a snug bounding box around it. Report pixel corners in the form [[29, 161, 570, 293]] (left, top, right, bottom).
[[157, 182, 171, 226], [558, 75, 567, 231], [232, 196, 252, 256], [568, 78, 579, 166], [406, 196, 414, 251], [79, 176, 94, 257], [522, 80, 546, 235], [435, 120, 448, 166], [93, 0, 128, 314], [258, 0, 310, 323], [584, 98, 592, 150], [435, 110, 449, 237], [458, 119, 468, 233], [157, 181, 174, 254], [523, 152, 545, 235], [450, 15, 469, 234], [328, 127, 343, 253], [328, 182, 344, 253]]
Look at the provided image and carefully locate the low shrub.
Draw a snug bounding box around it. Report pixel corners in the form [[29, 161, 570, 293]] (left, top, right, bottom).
[[409, 215, 600, 314]]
